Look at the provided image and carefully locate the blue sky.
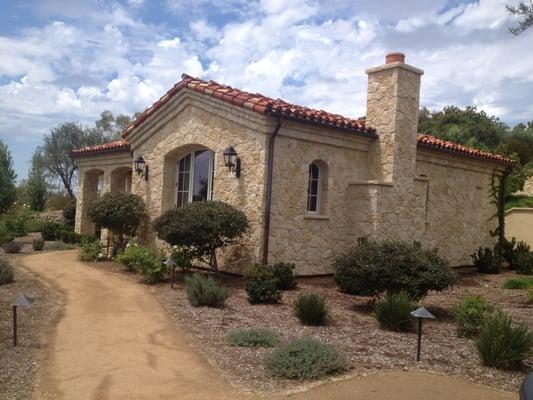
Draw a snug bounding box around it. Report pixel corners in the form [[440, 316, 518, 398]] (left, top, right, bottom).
[[0, 0, 532, 180]]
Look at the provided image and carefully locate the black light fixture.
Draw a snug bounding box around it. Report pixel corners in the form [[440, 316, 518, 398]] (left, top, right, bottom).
[[223, 146, 241, 178], [134, 156, 148, 181], [13, 294, 34, 347], [410, 307, 436, 361]]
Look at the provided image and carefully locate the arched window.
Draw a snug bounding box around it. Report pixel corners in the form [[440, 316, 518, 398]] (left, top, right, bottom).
[[176, 149, 215, 207], [307, 163, 320, 213]]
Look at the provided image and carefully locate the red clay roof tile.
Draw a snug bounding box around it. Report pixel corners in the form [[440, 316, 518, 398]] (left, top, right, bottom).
[[70, 140, 130, 157]]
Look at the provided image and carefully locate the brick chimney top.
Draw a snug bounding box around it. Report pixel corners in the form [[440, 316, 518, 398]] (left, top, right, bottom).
[[385, 52, 405, 64]]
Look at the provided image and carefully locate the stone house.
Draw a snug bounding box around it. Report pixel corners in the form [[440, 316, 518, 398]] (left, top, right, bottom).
[[71, 53, 514, 275]]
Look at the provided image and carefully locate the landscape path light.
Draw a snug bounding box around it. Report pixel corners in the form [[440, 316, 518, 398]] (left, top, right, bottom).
[[13, 294, 34, 347], [165, 257, 177, 289], [410, 306, 435, 361]]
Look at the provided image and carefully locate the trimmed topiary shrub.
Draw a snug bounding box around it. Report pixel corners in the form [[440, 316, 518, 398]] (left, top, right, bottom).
[[184, 273, 228, 308], [59, 228, 81, 244], [153, 201, 249, 272], [228, 328, 279, 347], [3, 240, 23, 254], [0, 258, 14, 284], [32, 237, 45, 251], [453, 295, 495, 338], [272, 262, 297, 290], [41, 221, 63, 241], [374, 292, 416, 332], [294, 293, 329, 326], [476, 311, 533, 370], [79, 237, 101, 261], [472, 246, 501, 274], [88, 192, 147, 252], [265, 338, 348, 380], [334, 239, 456, 300], [245, 264, 282, 304]]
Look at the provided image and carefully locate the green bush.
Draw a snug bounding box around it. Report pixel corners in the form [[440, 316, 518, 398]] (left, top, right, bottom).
[[79, 238, 101, 261], [374, 292, 416, 332], [471, 247, 501, 274], [272, 262, 297, 290], [41, 221, 63, 241], [137, 256, 166, 284], [3, 240, 23, 254], [0, 223, 15, 245], [88, 192, 147, 252], [294, 293, 329, 326], [32, 237, 45, 251], [503, 277, 533, 290], [265, 338, 348, 380], [228, 328, 279, 347], [60, 229, 81, 244], [25, 217, 43, 233], [515, 251, 533, 275], [63, 201, 76, 227], [476, 312, 533, 370], [334, 239, 456, 300], [453, 295, 495, 338], [0, 258, 14, 285], [500, 237, 517, 267], [116, 244, 155, 271], [153, 201, 249, 272], [170, 246, 194, 273], [0, 213, 27, 239], [184, 273, 228, 308], [245, 264, 282, 304]]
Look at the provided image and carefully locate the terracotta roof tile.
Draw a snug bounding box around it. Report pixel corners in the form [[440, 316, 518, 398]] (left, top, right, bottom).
[[121, 74, 376, 139], [417, 134, 514, 166], [70, 140, 130, 157]]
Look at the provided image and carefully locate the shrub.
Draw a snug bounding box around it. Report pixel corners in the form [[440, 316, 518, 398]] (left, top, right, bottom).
[[374, 292, 416, 332], [184, 273, 228, 308], [153, 201, 249, 272], [170, 246, 194, 273], [32, 237, 45, 251], [25, 217, 43, 233], [528, 289, 533, 303], [334, 240, 456, 300], [272, 262, 297, 290], [245, 264, 282, 304], [88, 192, 147, 252], [265, 338, 348, 380], [228, 328, 279, 347], [41, 222, 63, 241], [453, 295, 495, 338], [3, 240, 23, 254], [60, 229, 81, 244], [79, 238, 101, 261], [471, 247, 501, 274], [500, 237, 517, 267], [0, 213, 27, 240], [294, 293, 329, 326], [475, 312, 533, 370], [0, 223, 15, 245], [63, 201, 76, 227], [116, 244, 155, 271], [515, 251, 533, 275], [137, 256, 166, 284], [0, 258, 14, 284], [503, 277, 533, 290]]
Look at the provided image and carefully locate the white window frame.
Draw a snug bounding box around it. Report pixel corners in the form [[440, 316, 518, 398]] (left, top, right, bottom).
[[307, 163, 320, 214], [175, 150, 215, 206]]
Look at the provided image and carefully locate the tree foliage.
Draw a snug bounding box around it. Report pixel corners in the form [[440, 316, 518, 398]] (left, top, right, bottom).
[[0, 139, 17, 213], [153, 201, 249, 272], [88, 192, 147, 251], [25, 150, 48, 211], [507, 1, 533, 35]]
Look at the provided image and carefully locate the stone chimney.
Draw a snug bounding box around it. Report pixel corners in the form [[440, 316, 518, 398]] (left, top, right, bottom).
[[366, 52, 424, 184]]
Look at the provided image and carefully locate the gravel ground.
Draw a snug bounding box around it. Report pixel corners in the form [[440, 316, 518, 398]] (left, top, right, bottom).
[[0, 252, 63, 400], [151, 269, 531, 394]]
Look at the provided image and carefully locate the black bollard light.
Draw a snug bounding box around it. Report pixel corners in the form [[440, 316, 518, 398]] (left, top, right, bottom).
[[165, 258, 177, 289], [410, 307, 435, 361], [13, 294, 34, 347]]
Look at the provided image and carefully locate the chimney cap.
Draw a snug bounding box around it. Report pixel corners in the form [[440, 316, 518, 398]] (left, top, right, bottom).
[[386, 52, 405, 64]]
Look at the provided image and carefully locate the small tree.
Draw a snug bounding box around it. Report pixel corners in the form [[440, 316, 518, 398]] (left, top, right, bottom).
[[25, 151, 48, 211], [153, 201, 249, 272], [88, 192, 146, 252]]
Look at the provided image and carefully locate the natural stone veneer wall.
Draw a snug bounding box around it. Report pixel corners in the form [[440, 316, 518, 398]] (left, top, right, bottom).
[[127, 91, 274, 273]]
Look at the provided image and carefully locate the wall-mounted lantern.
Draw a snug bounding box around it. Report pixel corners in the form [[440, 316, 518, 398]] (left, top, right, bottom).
[[223, 146, 241, 178], [410, 307, 436, 361], [134, 156, 149, 181]]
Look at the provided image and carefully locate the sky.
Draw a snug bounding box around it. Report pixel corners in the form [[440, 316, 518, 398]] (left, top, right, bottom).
[[0, 0, 532, 180]]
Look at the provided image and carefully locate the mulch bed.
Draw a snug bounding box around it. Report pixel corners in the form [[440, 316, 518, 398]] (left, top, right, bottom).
[[0, 251, 63, 400], [153, 269, 532, 394]]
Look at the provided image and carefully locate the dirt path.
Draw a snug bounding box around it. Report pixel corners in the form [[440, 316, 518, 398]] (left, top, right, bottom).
[[21, 251, 517, 400]]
